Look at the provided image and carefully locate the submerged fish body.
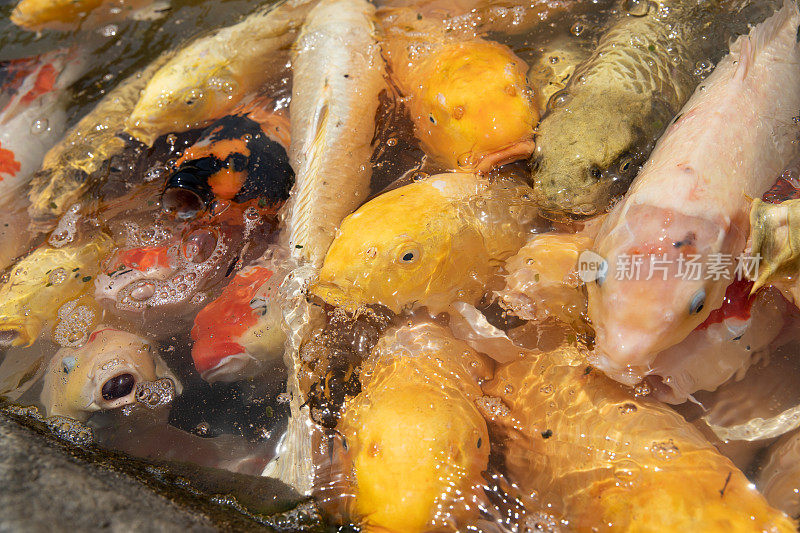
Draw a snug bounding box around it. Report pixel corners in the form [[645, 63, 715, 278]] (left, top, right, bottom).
[[312, 172, 539, 314], [380, 10, 537, 171], [498, 232, 594, 329], [11, 0, 157, 31], [481, 346, 796, 531], [162, 99, 294, 220], [0, 231, 113, 348], [340, 322, 492, 532], [126, 0, 314, 146], [287, 0, 385, 266], [532, 0, 739, 218], [190, 252, 287, 382], [759, 429, 800, 518], [41, 326, 179, 420], [27, 51, 174, 223], [95, 204, 273, 326], [588, 1, 800, 383], [0, 48, 86, 195]]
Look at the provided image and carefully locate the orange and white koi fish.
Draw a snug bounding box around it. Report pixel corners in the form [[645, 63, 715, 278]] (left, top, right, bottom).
[[190, 251, 288, 382], [588, 1, 800, 384]]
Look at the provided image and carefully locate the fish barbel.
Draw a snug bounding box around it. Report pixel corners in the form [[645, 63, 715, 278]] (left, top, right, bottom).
[[286, 0, 385, 266], [126, 0, 315, 146], [27, 51, 174, 224], [311, 172, 539, 314], [0, 231, 113, 347], [480, 346, 796, 531], [531, 0, 761, 218], [588, 0, 800, 383]]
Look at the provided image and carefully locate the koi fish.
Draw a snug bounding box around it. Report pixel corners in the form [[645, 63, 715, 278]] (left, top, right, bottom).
[[530, 0, 773, 218], [11, 0, 160, 32], [287, 0, 385, 266], [340, 322, 492, 532], [27, 50, 174, 223], [380, 9, 537, 171], [190, 254, 287, 382], [41, 327, 179, 421], [588, 1, 800, 384], [126, 0, 316, 146], [480, 345, 796, 531], [162, 98, 294, 220], [0, 231, 113, 347], [311, 172, 539, 314]]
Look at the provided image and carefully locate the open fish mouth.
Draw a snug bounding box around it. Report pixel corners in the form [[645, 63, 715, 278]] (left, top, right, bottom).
[[469, 138, 536, 173]]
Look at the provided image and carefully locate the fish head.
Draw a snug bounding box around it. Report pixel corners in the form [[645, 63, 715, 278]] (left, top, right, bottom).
[[41, 327, 163, 420], [312, 178, 480, 314], [126, 52, 238, 145], [587, 204, 733, 383], [161, 115, 294, 219], [190, 263, 285, 382], [532, 93, 641, 218], [409, 40, 537, 171]]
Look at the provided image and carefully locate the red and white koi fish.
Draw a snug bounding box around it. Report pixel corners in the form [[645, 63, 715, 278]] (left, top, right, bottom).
[[0, 47, 86, 196], [588, 1, 800, 385], [190, 251, 288, 382]]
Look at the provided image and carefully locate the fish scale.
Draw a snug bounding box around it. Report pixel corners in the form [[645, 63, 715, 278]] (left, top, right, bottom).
[[531, 0, 742, 218]]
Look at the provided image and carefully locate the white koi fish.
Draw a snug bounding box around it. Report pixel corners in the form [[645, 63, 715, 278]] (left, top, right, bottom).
[[588, 0, 800, 384]]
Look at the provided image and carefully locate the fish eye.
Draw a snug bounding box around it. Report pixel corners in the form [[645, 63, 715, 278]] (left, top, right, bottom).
[[61, 355, 77, 374], [101, 373, 136, 401], [689, 289, 706, 314], [428, 114, 437, 125], [398, 246, 420, 264], [182, 229, 218, 263]]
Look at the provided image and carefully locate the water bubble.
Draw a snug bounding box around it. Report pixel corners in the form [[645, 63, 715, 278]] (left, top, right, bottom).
[[633, 381, 651, 397], [134, 377, 177, 409], [613, 460, 642, 487], [386, 137, 397, 147], [618, 402, 638, 414], [130, 282, 155, 301], [547, 90, 571, 112], [570, 21, 585, 36], [623, 0, 650, 16], [100, 24, 118, 37], [48, 268, 67, 285], [166, 134, 178, 146], [693, 59, 714, 78], [650, 439, 680, 460], [30, 118, 48, 135]]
